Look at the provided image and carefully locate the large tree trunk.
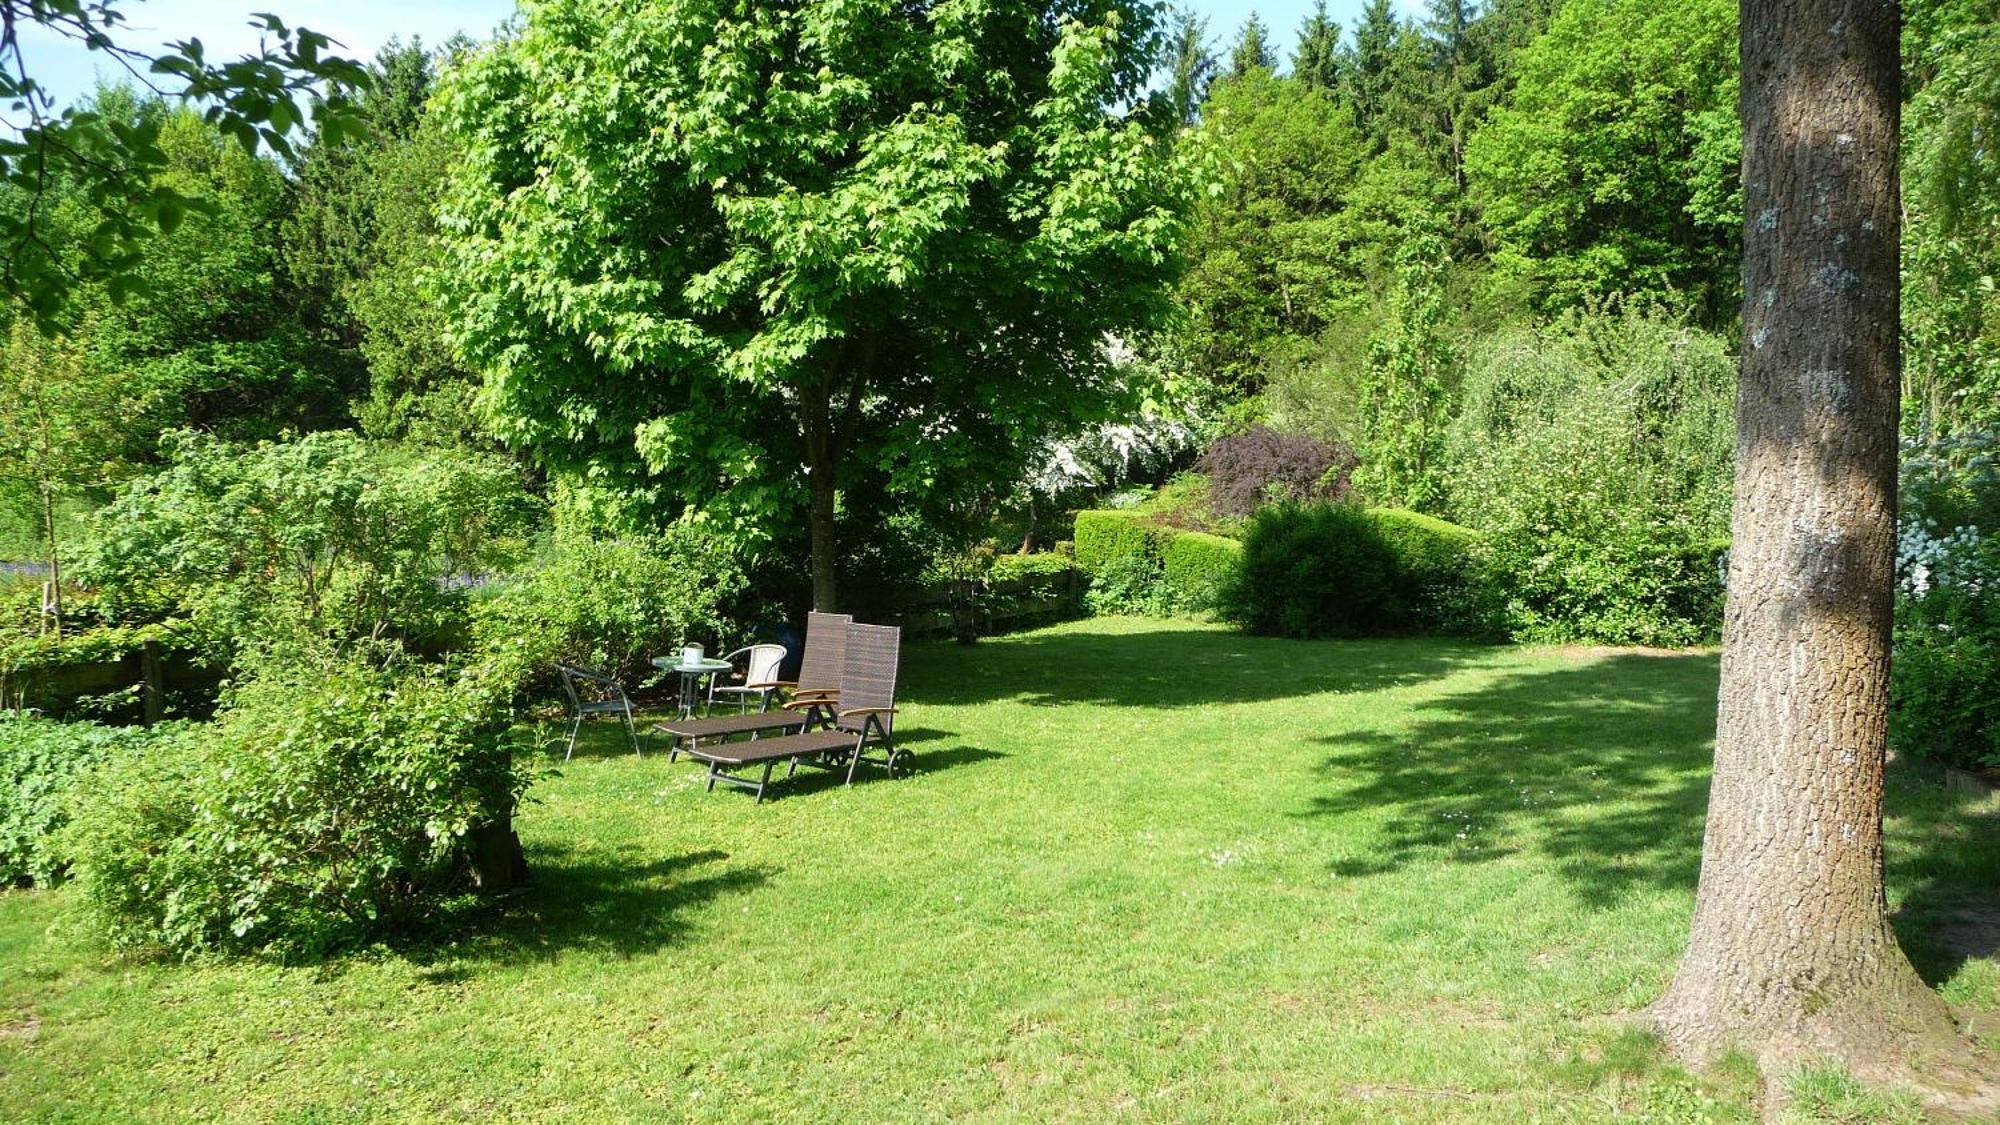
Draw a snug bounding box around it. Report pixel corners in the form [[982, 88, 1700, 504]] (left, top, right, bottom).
[[1650, 0, 1959, 1070]]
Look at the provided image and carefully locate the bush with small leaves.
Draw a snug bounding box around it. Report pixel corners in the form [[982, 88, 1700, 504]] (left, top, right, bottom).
[[62, 648, 533, 958], [0, 715, 188, 886], [471, 525, 747, 691], [1198, 425, 1356, 517], [1222, 503, 1401, 638]]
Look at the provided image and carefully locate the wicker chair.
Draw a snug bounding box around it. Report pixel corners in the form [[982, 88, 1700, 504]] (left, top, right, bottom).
[[707, 643, 789, 713]]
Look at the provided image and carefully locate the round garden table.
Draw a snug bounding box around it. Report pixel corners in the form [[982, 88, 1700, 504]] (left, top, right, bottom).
[[653, 656, 734, 720]]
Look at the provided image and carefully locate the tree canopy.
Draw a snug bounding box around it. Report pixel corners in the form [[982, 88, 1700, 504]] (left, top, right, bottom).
[[435, 0, 1195, 610], [0, 1, 367, 328]]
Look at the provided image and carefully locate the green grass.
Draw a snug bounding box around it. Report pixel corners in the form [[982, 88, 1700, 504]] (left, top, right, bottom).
[[2, 617, 1995, 1121]]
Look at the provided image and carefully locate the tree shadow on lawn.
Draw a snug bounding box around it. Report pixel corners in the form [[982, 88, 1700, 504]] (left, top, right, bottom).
[[1302, 651, 1722, 910], [904, 627, 1494, 711], [397, 848, 773, 974], [1299, 646, 2000, 970], [1885, 771, 2000, 990]]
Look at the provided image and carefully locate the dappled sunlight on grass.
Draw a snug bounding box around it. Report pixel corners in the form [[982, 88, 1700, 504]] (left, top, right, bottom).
[[0, 618, 1992, 1120]]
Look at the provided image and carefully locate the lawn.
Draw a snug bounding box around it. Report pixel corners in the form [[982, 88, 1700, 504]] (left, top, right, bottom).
[[2, 617, 1995, 1122]]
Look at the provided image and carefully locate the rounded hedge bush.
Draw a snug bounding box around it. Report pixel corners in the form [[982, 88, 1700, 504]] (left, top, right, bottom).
[[1222, 503, 1402, 638]]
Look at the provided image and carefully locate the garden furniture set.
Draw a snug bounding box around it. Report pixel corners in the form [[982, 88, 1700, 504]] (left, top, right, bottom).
[[555, 612, 905, 803]]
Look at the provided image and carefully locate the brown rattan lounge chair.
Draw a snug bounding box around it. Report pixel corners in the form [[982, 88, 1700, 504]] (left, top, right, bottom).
[[651, 611, 851, 759], [683, 622, 902, 803]]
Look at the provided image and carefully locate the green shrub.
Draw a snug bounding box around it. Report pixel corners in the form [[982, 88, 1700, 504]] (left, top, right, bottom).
[[80, 431, 535, 664], [1891, 444, 1999, 769], [1075, 510, 1174, 616], [1891, 627, 2000, 770], [0, 715, 186, 886], [1366, 508, 1499, 636], [1163, 532, 1242, 612], [988, 552, 1082, 584], [983, 553, 1086, 632], [1085, 552, 1179, 617], [63, 651, 531, 958], [1072, 510, 1170, 574], [472, 525, 746, 689], [1222, 503, 1402, 638], [1442, 312, 1735, 645]]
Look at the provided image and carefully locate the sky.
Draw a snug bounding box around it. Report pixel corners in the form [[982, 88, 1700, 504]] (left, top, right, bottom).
[[23, 1, 1424, 111]]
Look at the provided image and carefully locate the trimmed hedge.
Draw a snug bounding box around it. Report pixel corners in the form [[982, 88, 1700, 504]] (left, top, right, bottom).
[[1073, 510, 1171, 573], [1076, 504, 1498, 633], [1164, 532, 1242, 611], [1366, 508, 1497, 635]]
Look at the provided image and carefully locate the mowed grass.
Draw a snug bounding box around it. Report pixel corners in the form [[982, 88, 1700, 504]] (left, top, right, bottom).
[[2, 617, 1995, 1122]]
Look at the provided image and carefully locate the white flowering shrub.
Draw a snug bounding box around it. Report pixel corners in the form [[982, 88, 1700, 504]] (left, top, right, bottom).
[[1891, 430, 2000, 768]]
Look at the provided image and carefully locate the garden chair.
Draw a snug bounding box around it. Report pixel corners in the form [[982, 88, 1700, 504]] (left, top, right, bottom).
[[556, 663, 642, 761], [652, 611, 851, 760], [707, 643, 788, 713], [681, 622, 902, 803]]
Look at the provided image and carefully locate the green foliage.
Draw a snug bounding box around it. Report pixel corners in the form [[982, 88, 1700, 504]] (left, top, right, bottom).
[[81, 431, 533, 660], [1292, 2, 1342, 92], [14, 98, 363, 463], [0, 714, 186, 886], [62, 649, 530, 958], [470, 527, 747, 689], [434, 0, 1193, 607], [0, 3, 368, 328], [1175, 68, 1367, 392], [1443, 311, 1734, 646], [981, 552, 1087, 633], [1073, 510, 1173, 576], [1226, 13, 1276, 78], [1891, 433, 2000, 769], [1367, 507, 1496, 635], [1157, 6, 1217, 128], [1083, 551, 1180, 618], [1466, 0, 1739, 323], [1073, 509, 1235, 617], [1904, 19, 2000, 437], [1355, 232, 1455, 509], [1162, 531, 1241, 612], [283, 40, 487, 449], [1222, 502, 1401, 638], [988, 552, 1085, 585], [0, 314, 132, 610]]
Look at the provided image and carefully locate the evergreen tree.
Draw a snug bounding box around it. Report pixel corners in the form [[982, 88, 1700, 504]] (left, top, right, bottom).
[[1344, 0, 1402, 149], [1229, 12, 1278, 78], [1293, 1, 1343, 92], [1160, 6, 1218, 127], [1424, 0, 1477, 60]]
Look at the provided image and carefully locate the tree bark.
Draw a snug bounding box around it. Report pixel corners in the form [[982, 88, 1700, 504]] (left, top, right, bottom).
[[1650, 0, 1960, 1069], [803, 379, 839, 613], [40, 482, 61, 639]]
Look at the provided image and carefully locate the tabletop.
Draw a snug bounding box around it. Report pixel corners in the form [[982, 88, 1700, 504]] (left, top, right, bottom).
[[653, 656, 734, 673]]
